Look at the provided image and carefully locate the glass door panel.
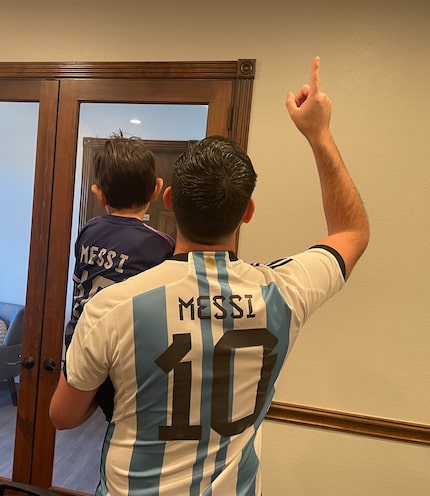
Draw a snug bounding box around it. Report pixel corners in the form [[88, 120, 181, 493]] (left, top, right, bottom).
[[0, 101, 38, 480], [44, 78, 231, 494], [52, 102, 208, 494]]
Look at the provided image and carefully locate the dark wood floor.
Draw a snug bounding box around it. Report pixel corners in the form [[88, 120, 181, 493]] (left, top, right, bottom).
[[0, 381, 107, 494]]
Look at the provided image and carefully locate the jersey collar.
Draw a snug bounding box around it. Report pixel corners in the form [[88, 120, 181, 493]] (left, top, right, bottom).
[[171, 251, 238, 262]]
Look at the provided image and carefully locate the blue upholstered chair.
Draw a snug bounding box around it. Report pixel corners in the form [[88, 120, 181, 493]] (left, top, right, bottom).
[[0, 302, 25, 406]]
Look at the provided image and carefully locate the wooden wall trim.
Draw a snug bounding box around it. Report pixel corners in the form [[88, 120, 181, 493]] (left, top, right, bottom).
[[266, 401, 430, 445]]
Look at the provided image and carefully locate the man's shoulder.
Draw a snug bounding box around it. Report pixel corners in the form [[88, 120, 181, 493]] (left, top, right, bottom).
[[247, 247, 345, 289]]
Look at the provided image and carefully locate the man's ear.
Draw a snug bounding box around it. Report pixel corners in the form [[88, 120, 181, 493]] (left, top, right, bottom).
[[241, 197, 255, 224], [91, 184, 107, 207], [150, 178, 164, 202], [163, 186, 173, 211]]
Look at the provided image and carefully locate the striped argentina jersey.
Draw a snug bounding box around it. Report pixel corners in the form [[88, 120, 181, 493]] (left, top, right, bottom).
[[67, 247, 345, 496]]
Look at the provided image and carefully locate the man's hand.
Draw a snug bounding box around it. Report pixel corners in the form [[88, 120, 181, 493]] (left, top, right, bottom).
[[286, 56, 332, 144]]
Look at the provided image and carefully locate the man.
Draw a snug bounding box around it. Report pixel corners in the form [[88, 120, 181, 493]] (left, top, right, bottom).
[[50, 57, 369, 496]]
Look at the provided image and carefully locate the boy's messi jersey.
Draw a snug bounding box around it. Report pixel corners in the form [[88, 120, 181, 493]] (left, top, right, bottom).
[[65, 214, 175, 338], [67, 248, 345, 496]]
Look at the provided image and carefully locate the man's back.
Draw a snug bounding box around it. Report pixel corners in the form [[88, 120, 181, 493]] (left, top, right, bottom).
[[67, 248, 344, 495]]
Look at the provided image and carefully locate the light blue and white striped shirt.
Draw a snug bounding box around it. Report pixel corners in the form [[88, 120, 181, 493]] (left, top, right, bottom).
[[67, 248, 344, 495]]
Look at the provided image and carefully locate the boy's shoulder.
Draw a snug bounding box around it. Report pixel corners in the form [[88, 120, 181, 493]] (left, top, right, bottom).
[[78, 214, 175, 250], [142, 222, 175, 245]]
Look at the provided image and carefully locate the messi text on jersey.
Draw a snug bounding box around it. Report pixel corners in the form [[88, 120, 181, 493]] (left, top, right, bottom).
[[79, 244, 129, 273], [178, 294, 256, 320]]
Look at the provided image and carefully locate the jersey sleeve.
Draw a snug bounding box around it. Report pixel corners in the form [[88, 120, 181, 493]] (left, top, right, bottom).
[[65, 295, 115, 391], [265, 246, 346, 330]]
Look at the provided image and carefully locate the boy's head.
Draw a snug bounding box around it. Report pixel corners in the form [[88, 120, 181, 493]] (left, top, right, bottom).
[[93, 131, 157, 210], [170, 136, 257, 245]]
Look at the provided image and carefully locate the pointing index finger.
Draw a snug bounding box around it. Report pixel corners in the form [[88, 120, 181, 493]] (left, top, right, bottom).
[[309, 56, 320, 95]]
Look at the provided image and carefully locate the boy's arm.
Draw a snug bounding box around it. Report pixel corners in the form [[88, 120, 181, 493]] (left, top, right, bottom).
[[49, 372, 98, 429], [286, 57, 369, 280]]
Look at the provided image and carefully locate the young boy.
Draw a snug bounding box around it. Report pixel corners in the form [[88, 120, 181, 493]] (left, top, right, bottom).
[[64, 131, 175, 421]]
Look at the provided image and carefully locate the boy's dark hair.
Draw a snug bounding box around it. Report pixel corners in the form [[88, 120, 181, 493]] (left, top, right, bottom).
[[171, 136, 257, 244], [93, 131, 156, 209]]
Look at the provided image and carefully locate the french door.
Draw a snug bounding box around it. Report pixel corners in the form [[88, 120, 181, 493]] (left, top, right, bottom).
[[0, 61, 255, 495], [0, 79, 59, 483]]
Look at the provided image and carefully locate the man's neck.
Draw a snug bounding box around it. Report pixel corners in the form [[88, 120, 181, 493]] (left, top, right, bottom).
[[173, 230, 237, 255]]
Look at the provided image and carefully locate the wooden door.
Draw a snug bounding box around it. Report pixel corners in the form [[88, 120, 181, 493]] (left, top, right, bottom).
[[0, 60, 255, 495], [38, 71, 254, 495], [0, 80, 59, 483]]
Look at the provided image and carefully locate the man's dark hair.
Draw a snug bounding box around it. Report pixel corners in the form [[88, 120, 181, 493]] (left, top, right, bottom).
[[93, 131, 156, 209], [171, 136, 257, 244]]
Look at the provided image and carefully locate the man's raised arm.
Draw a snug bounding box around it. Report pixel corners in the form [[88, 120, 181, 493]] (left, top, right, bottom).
[[286, 56, 369, 280]]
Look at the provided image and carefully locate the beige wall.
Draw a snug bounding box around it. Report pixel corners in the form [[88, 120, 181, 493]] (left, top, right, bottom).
[[263, 421, 430, 495], [2, 1, 429, 494]]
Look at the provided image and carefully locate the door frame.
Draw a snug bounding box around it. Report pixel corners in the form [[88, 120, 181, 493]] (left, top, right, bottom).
[[0, 60, 256, 493]]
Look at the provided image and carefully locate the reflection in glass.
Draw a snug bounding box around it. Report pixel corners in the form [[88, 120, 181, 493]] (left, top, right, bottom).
[[52, 103, 208, 493], [0, 102, 38, 479]]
